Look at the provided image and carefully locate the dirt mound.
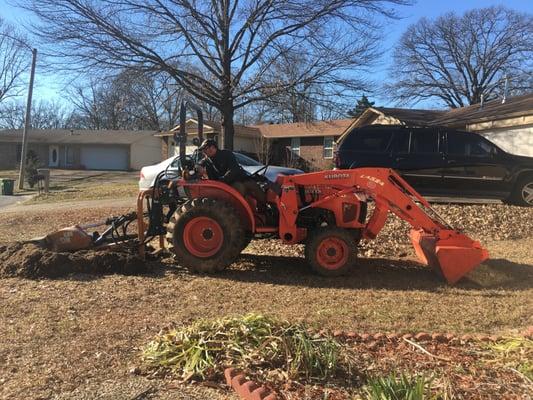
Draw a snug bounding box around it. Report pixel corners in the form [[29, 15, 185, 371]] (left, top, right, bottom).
[[0, 242, 147, 278]]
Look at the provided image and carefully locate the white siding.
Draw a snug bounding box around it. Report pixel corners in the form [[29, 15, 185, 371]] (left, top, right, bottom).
[[130, 136, 163, 169], [479, 126, 533, 157], [234, 136, 256, 153], [170, 135, 258, 155]]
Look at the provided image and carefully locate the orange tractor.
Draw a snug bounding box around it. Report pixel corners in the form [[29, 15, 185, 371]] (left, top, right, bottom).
[[129, 103, 486, 283], [44, 104, 489, 284], [134, 165, 488, 283]]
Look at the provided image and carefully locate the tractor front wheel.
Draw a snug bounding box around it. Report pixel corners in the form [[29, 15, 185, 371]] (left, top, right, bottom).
[[166, 198, 244, 273], [305, 227, 358, 277]]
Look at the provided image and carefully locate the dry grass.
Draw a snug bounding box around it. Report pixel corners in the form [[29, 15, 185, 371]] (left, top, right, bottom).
[[25, 182, 139, 204], [0, 203, 531, 398]]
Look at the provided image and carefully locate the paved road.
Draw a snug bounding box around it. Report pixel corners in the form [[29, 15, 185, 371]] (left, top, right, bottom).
[[0, 196, 136, 213], [0, 194, 33, 209]]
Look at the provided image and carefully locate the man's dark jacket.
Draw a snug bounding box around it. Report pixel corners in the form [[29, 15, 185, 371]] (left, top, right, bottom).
[[199, 149, 248, 184]]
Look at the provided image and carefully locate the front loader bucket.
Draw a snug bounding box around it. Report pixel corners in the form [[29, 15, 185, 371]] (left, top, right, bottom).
[[410, 229, 489, 284]]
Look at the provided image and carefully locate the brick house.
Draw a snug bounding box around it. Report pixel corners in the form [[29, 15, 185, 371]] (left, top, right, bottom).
[[254, 120, 353, 170], [157, 118, 353, 171], [0, 129, 162, 170]]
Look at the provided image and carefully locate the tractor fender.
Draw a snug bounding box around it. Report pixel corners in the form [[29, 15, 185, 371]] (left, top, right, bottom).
[[181, 180, 256, 232]]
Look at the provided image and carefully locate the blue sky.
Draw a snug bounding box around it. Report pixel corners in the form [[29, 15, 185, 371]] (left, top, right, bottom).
[[1, 0, 532, 110]]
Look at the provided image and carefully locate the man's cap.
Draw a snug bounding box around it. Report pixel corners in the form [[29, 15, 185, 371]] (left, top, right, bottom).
[[198, 138, 217, 150]]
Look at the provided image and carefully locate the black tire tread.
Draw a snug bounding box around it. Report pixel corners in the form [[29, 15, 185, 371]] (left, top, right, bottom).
[[510, 174, 533, 207], [166, 197, 244, 273]]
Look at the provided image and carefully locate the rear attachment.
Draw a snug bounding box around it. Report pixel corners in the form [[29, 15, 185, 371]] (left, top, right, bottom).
[[30, 212, 139, 252], [410, 229, 489, 284]]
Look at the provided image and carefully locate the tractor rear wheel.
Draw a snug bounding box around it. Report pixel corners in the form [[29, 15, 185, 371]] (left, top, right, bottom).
[[239, 231, 253, 251], [166, 198, 244, 273], [305, 227, 357, 277]]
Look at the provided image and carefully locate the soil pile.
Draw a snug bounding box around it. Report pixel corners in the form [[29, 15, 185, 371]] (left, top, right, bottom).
[[0, 242, 147, 278]]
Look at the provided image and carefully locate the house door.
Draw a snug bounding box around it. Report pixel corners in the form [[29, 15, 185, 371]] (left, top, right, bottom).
[[49, 145, 60, 167]]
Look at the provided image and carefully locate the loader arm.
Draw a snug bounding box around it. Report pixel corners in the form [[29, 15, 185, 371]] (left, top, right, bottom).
[[280, 168, 489, 283]]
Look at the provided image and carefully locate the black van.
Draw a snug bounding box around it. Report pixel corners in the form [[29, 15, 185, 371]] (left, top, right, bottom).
[[335, 125, 533, 206]]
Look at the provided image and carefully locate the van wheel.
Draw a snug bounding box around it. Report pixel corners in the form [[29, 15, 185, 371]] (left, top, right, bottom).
[[510, 175, 533, 207]]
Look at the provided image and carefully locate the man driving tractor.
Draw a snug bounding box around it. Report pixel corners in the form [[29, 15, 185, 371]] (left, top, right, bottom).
[[198, 139, 267, 210]]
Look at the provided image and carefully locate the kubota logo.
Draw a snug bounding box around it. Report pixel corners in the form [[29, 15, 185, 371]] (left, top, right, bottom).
[[360, 175, 384, 186], [324, 173, 349, 180]]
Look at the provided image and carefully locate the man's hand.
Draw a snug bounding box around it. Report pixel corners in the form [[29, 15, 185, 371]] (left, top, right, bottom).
[[196, 165, 207, 178]]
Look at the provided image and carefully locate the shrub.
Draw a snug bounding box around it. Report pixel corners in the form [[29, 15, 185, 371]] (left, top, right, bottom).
[[25, 150, 40, 188], [142, 313, 358, 381], [363, 372, 437, 400]]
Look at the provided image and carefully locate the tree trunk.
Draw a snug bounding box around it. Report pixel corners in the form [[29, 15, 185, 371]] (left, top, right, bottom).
[[221, 100, 234, 150]]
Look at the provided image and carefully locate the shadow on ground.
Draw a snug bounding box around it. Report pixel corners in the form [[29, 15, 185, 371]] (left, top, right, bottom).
[[209, 254, 533, 292], [3, 242, 531, 292]]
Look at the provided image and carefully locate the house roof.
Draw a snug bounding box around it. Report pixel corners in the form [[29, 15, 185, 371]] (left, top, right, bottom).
[[157, 118, 352, 139], [253, 119, 353, 138], [0, 129, 158, 144], [430, 93, 533, 127], [372, 107, 446, 125], [157, 119, 261, 138]]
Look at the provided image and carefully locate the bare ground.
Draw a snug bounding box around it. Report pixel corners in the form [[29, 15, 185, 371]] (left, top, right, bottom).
[[0, 201, 532, 399]]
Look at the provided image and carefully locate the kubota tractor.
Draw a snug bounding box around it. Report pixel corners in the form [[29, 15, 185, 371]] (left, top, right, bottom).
[[42, 103, 489, 284], [132, 103, 489, 284]]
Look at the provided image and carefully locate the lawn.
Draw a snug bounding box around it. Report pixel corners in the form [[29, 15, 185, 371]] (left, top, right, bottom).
[[25, 181, 139, 203], [0, 201, 531, 398], [0, 169, 140, 203]]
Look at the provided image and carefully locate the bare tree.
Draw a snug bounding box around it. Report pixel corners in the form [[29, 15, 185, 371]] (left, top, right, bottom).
[[253, 133, 272, 164], [66, 69, 201, 130], [0, 100, 70, 129], [388, 6, 533, 108], [258, 47, 368, 122], [20, 0, 410, 149], [0, 17, 29, 104]]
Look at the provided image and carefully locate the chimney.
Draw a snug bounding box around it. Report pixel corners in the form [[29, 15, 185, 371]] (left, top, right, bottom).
[[480, 94, 484, 110]]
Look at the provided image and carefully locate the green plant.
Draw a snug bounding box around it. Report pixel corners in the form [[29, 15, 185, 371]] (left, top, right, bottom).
[[363, 372, 437, 400], [489, 337, 533, 380], [142, 313, 357, 381], [25, 150, 40, 188], [490, 337, 533, 354]]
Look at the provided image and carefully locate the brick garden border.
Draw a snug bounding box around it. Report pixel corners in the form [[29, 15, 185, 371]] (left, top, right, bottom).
[[223, 327, 532, 399], [225, 367, 278, 400]]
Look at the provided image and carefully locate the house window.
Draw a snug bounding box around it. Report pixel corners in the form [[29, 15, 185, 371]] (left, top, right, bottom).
[[323, 137, 334, 159], [290, 137, 300, 156], [16, 144, 22, 162]]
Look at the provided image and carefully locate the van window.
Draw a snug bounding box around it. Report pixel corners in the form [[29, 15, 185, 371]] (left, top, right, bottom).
[[345, 129, 393, 152], [410, 130, 439, 154], [447, 132, 494, 157], [395, 130, 410, 153]]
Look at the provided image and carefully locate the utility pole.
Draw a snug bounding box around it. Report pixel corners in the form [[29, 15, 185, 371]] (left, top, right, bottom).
[[18, 48, 37, 190]]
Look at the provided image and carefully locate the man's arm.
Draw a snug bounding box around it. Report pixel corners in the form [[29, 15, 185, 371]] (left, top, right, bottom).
[[198, 157, 219, 180], [219, 151, 245, 184]]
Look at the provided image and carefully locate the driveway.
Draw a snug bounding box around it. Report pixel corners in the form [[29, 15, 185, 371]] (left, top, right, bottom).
[[0, 194, 33, 209]]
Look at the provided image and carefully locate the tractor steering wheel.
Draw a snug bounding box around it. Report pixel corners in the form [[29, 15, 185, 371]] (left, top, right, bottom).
[[178, 154, 195, 169], [250, 164, 269, 178]]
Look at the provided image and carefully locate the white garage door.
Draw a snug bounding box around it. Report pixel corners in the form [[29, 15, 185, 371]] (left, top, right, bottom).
[[80, 146, 129, 170]]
